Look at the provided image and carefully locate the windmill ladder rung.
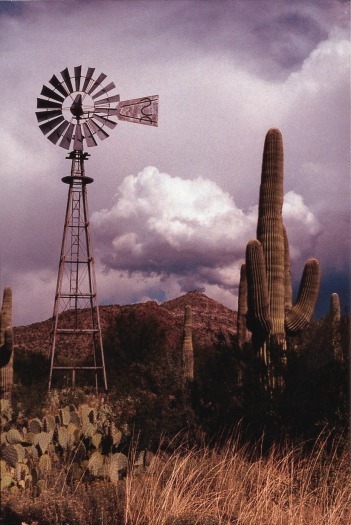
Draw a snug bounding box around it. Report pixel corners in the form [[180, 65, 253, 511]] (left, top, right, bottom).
[[52, 366, 104, 370], [58, 293, 96, 298], [56, 328, 100, 333], [61, 258, 93, 263]]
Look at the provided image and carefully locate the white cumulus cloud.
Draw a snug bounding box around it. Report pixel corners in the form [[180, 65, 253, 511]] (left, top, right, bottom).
[[91, 167, 322, 309]]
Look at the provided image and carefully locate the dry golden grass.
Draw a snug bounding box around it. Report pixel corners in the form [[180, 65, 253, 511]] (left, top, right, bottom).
[[1, 434, 349, 525]]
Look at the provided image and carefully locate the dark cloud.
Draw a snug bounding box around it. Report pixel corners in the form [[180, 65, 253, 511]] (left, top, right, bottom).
[[0, 2, 25, 15], [140, 0, 346, 80], [254, 12, 328, 70]]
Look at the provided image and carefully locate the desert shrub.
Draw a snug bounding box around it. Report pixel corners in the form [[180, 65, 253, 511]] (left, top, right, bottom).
[[281, 350, 349, 441], [11, 347, 50, 418], [104, 311, 197, 450], [193, 337, 285, 446], [280, 313, 349, 441]]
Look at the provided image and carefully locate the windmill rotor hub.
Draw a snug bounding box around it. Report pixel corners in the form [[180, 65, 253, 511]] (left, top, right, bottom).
[[36, 66, 120, 151], [70, 94, 84, 118]]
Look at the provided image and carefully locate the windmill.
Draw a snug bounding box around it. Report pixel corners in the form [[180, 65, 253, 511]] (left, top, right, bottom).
[[36, 66, 158, 391]]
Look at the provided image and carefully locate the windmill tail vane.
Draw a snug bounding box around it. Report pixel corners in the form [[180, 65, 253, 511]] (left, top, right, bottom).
[[36, 65, 159, 151], [117, 95, 158, 126]]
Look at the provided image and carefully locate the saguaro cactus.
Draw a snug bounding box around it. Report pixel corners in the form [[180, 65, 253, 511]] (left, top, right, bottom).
[[182, 305, 194, 384], [0, 287, 14, 398], [330, 292, 342, 362], [243, 129, 320, 385]]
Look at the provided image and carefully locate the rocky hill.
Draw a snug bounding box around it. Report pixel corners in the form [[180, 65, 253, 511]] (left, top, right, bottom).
[[14, 291, 237, 357]]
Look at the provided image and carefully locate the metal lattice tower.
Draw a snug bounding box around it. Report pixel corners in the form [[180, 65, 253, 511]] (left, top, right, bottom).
[[49, 150, 107, 391], [36, 65, 158, 391]]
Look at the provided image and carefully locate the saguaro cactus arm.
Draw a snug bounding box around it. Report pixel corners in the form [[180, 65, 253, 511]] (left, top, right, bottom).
[[237, 263, 249, 348], [330, 292, 341, 320], [285, 259, 321, 333], [245, 240, 272, 339], [283, 226, 293, 311]]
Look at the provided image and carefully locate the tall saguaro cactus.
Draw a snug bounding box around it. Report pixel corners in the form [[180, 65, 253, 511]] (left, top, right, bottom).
[[0, 287, 14, 399], [242, 129, 320, 386], [182, 305, 194, 385]]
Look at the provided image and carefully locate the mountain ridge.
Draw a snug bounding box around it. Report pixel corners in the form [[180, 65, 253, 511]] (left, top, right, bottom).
[[14, 291, 237, 356]]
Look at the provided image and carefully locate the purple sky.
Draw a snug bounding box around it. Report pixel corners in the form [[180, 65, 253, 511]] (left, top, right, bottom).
[[0, 0, 349, 326]]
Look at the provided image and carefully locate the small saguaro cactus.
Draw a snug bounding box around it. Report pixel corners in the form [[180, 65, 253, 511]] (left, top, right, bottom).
[[330, 292, 342, 362], [0, 287, 14, 399], [242, 129, 320, 387], [181, 305, 194, 384]]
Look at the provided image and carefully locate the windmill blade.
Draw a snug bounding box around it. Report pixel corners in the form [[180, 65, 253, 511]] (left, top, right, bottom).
[[59, 122, 75, 149], [61, 67, 74, 94], [92, 114, 118, 130], [82, 122, 98, 147], [82, 67, 95, 92], [39, 115, 65, 135], [47, 121, 70, 145], [41, 85, 65, 103], [74, 65, 82, 91], [94, 94, 120, 106], [87, 73, 107, 95], [36, 109, 63, 123], [96, 127, 109, 141], [93, 107, 118, 116], [37, 98, 62, 109], [88, 118, 109, 140], [49, 74, 69, 98], [73, 123, 84, 150], [92, 82, 116, 100]]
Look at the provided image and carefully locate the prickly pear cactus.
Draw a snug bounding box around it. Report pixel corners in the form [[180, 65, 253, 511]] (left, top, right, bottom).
[[243, 129, 321, 389], [0, 400, 136, 494], [28, 418, 42, 434], [6, 428, 24, 445], [108, 452, 128, 483], [37, 431, 54, 455], [0, 287, 14, 399]]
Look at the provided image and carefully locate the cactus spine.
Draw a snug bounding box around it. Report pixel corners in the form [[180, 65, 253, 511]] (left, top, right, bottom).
[[0, 287, 14, 399], [243, 129, 320, 387], [182, 305, 194, 384]]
